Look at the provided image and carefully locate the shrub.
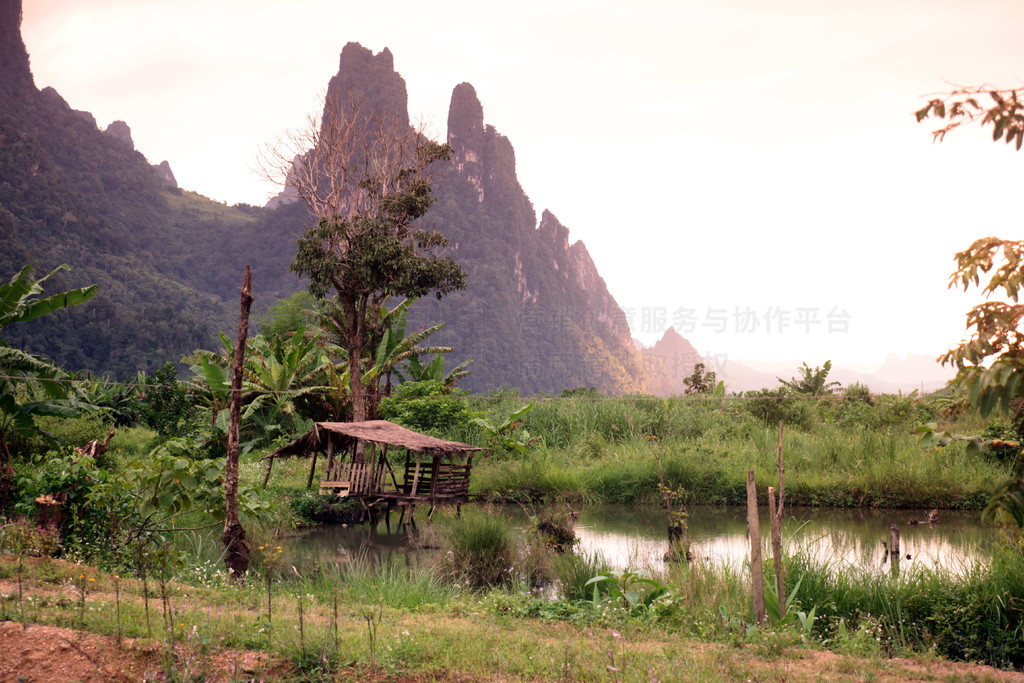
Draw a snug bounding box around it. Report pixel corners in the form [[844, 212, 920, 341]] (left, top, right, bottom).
[[439, 512, 516, 589], [139, 362, 201, 438], [378, 380, 473, 433], [742, 388, 812, 428], [0, 516, 60, 556], [12, 447, 114, 547], [289, 492, 365, 525]]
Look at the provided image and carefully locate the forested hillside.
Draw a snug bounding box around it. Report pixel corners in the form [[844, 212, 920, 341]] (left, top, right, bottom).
[[2, 1, 646, 392], [0, 0, 302, 376]]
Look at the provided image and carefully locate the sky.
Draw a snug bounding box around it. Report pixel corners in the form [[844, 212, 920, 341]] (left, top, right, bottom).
[[19, 0, 1024, 372]]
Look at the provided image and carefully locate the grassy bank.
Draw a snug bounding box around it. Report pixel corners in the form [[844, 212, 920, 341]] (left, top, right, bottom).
[[433, 396, 1004, 508], [1, 523, 1022, 680]]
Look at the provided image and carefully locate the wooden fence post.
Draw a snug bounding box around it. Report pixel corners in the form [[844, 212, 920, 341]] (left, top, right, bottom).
[[770, 422, 787, 619], [747, 469, 766, 625], [889, 524, 901, 578]]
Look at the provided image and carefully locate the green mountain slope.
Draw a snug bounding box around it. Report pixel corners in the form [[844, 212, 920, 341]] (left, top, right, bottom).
[[2, 3, 645, 393]]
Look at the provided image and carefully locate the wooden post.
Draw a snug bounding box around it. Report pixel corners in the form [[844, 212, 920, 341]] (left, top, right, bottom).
[[306, 449, 319, 489], [261, 456, 274, 488], [770, 422, 787, 619], [324, 439, 336, 481], [747, 470, 766, 625], [222, 266, 253, 583], [410, 452, 423, 496], [768, 487, 785, 618], [889, 524, 901, 578]]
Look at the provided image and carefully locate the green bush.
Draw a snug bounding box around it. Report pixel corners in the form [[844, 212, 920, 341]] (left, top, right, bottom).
[[742, 388, 812, 428], [12, 447, 115, 546], [289, 491, 364, 525], [0, 516, 61, 556], [378, 380, 473, 434], [7, 413, 115, 463], [440, 511, 516, 589], [139, 362, 202, 438]]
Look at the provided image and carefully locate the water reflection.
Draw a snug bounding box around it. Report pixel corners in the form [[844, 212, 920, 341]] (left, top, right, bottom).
[[565, 506, 991, 574], [288, 504, 994, 575]]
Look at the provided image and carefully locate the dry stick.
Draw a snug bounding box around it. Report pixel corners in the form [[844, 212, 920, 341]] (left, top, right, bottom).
[[141, 562, 152, 638], [115, 577, 122, 643], [160, 565, 172, 648], [261, 456, 274, 488], [746, 469, 766, 625], [770, 422, 787, 619], [266, 569, 273, 630], [298, 593, 306, 657], [16, 555, 25, 629], [333, 592, 340, 656]]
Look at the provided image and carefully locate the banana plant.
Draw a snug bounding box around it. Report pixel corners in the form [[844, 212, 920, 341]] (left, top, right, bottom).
[[471, 403, 539, 454], [585, 568, 670, 611], [0, 265, 97, 451], [188, 328, 335, 451], [403, 352, 472, 389], [0, 265, 98, 505], [363, 298, 454, 394]]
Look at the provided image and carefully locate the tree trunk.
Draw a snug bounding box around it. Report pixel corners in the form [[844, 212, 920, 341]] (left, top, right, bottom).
[[343, 295, 365, 425], [222, 265, 253, 583]]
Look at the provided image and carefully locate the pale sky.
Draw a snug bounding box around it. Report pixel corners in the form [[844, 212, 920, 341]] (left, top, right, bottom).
[[20, 0, 1024, 370]]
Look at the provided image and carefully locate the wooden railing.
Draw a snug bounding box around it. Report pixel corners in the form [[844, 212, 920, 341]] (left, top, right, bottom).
[[320, 462, 385, 497]]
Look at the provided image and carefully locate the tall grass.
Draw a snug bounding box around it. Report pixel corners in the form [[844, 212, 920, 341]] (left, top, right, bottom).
[[787, 541, 1024, 668], [456, 398, 1004, 508], [438, 511, 517, 588], [309, 554, 459, 609]]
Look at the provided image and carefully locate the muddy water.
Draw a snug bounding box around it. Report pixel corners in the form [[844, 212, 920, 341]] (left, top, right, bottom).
[[287, 504, 993, 574]]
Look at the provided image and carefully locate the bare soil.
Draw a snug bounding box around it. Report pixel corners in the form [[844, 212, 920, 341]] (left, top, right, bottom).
[[0, 621, 289, 682]]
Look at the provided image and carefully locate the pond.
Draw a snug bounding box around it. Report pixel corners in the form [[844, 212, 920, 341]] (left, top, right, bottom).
[[284, 504, 995, 576]]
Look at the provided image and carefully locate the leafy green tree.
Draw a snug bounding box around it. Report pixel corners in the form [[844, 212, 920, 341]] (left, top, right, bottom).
[[139, 362, 200, 438], [0, 265, 97, 506], [285, 104, 466, 424], [915, 87, 1024, 526], [255, 291, 319, 339], [777, 360, 841, 396], [742, 387, 811, 428], [682, 362, 718, 395], [921, 239, 1024, 526], [378, 379, 472, 434]]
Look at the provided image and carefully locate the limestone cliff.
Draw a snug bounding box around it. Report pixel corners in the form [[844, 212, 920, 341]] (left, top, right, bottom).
[[421, 79, 647, 393], [0, 0, 34, 96], [292, 45, 646, 393]]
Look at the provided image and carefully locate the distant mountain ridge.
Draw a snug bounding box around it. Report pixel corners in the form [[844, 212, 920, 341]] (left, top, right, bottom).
[[640, 327, 954, 394]]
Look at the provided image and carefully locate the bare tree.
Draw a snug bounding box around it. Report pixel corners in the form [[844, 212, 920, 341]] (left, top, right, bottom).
[[259, 96, 465, 425], [222, 265, 252, 582]]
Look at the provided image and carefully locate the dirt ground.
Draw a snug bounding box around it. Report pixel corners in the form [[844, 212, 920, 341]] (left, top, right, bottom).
[[0, 621, 289, 682]]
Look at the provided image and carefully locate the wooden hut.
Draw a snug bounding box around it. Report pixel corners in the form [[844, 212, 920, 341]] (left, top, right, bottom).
[[263, 420, 481, 524]]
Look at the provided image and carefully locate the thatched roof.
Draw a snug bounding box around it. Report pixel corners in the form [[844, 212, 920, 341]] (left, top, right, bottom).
[[265, 420, 481, 459]]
